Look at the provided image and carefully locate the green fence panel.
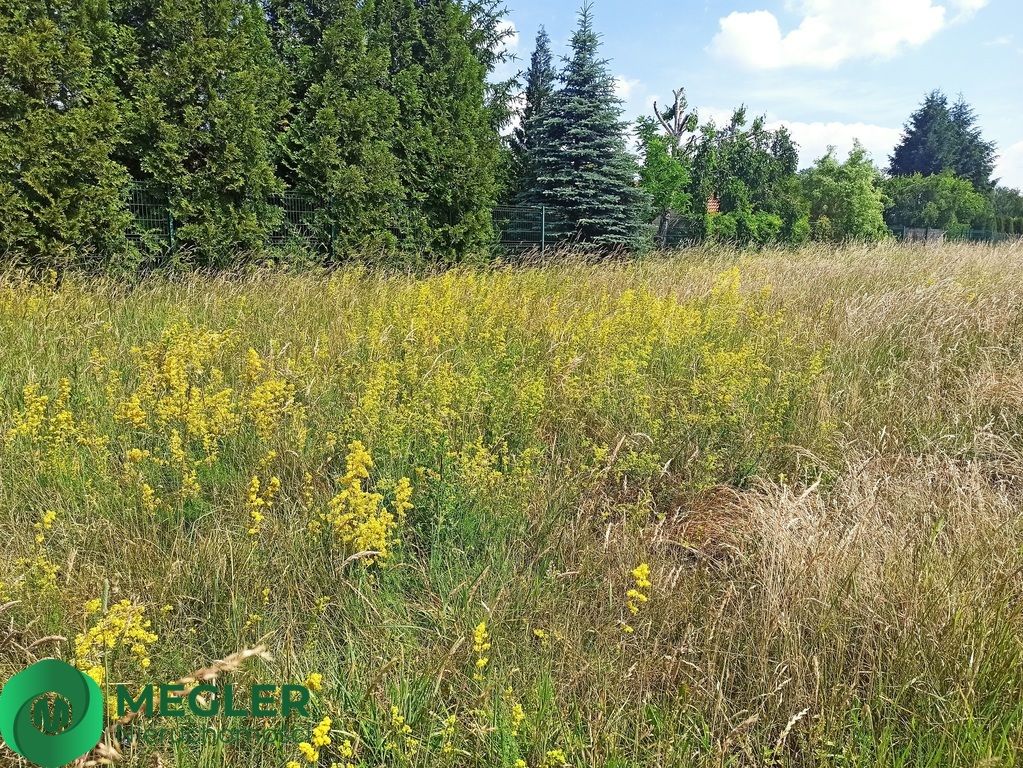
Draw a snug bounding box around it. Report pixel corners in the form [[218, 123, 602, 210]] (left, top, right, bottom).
[[124, 187, 553, 255]]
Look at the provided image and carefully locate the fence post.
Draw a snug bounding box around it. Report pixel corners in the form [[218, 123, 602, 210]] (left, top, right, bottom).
[[167, 204, 175, 252], [541, 206, 546, 254]]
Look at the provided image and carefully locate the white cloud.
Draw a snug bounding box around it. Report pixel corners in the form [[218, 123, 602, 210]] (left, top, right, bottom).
[[496, 19, 519, 54], [950, 0, 989, 14], [614, 76, 643, 101], [770, 119, 902, 169], [695, 105, 738, 127], [996, 141, 1023, 189], [710, 0, 986, 70]]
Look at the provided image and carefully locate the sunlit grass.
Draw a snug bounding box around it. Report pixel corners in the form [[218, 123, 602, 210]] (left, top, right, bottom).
[[1, 240, 1022, 767]]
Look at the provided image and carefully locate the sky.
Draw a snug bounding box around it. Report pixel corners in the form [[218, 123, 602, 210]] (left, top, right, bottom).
[[497, 0, 1023, 187]]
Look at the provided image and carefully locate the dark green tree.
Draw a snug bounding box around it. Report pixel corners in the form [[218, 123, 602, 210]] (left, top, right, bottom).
[[509, 26, 556, 206], [690, 108, 808, 245], [889, 90, 996, 190], [948, 97, 997, 190], [531, 4, 645, 249], [117, 0, 288, 264], [0, 0, 132, 268], [369, 0, 503, 259], [464, 0, 519, 134], [268, 0, 402, 256]]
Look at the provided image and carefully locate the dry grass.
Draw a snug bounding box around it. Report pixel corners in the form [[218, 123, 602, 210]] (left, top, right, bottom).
[[1, 240, 1022, 767]]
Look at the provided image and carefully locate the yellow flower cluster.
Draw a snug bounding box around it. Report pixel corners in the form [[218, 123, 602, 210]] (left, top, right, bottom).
[[303, 672, 323, 692], [5, 379, 107, 464], [472, 621, 491, 682], [313, 715, 333, 749], [388, 704, 420, 756], [33, 509, 57, 545], [74, 599, 157, 686], [311, 441, 413, 567], [391, 705, 412, 736], [6, 383, 48, 443], [244, 347, 264, 383], [511, 702, 526, 735], [10, 509, 61, 597], [116, 324, 240, 455], [13, 553, 59, 595], [247, 377, 296, 441], [246, 473, 281, 536], [440, 714, 457, 754], [622, 563, 652, 634], [336, 737, 357, 768], [100, 326, 310, 525], [293, 715, 332, 764]]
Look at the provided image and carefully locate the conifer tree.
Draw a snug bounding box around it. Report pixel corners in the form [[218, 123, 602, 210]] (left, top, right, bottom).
[[948, 97, 997, 190], [531, 4, 645, 249], [0, 0, 131, 268], [889, 90, 996, 190], [370, 0, 502, 258], [509, 27, 556, 206], [117, 0, 287, 264], [268, 0, 402, 255]]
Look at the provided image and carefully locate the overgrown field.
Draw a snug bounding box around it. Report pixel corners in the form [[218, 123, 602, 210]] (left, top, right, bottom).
[[2, 242, 1023, 767]]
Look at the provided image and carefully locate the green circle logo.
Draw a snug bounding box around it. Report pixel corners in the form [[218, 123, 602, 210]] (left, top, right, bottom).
[[0, 659, 104, 768]]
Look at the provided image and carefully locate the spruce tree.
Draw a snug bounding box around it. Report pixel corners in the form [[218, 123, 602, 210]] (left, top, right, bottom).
[[0, 0, 131, 268], [509, 27, 556, 206], [948, 97, 997, 190], [889, 90, 996, 190], [531, 4, 645, 249], [268, 0, 402, 256], [117, 0, 287, 264]]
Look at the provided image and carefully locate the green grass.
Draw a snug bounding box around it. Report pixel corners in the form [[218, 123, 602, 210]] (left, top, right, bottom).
[[1, 241, 1022, 767]]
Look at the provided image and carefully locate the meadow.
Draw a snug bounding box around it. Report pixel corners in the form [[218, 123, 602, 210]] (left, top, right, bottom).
[[1, 241, 1022, 767]]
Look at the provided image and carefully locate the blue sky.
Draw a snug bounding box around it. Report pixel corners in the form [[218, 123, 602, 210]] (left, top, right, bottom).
[[498, 0, 1023, 187]]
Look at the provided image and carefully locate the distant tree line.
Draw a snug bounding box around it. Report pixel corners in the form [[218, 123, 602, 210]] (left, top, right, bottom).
[[615, 82, 1021, 246], [3, 0, 1021, 269]]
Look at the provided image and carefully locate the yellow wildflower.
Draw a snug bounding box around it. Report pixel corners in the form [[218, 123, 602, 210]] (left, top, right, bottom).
[[472, 621, 491, 681], [623, 562, 652, 633], [311, 716, 332, 748], [511, 702, 525, 735], [316, 441, 412, 567], [33, 509, 57, 545], [246, 378, 295, 440], [297, 741, 318, 763], [74, 600, 157, 681], [6, 383, 48, 444], [303, 672, 323, 692]]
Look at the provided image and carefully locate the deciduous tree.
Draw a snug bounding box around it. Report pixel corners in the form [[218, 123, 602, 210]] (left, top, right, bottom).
[[802, 142, 888, 241]]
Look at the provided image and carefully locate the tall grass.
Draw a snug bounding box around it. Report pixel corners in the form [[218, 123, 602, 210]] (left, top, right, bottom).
[[1, 241, 1021, 767]]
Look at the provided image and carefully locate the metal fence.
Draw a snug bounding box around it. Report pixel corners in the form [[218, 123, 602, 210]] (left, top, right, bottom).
[[126, 187, 551, 254], [889, 225, 1017, 243], [126, 185, 174, 249], [491, 206, 548, 251], [268, 192, 323, 248]]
